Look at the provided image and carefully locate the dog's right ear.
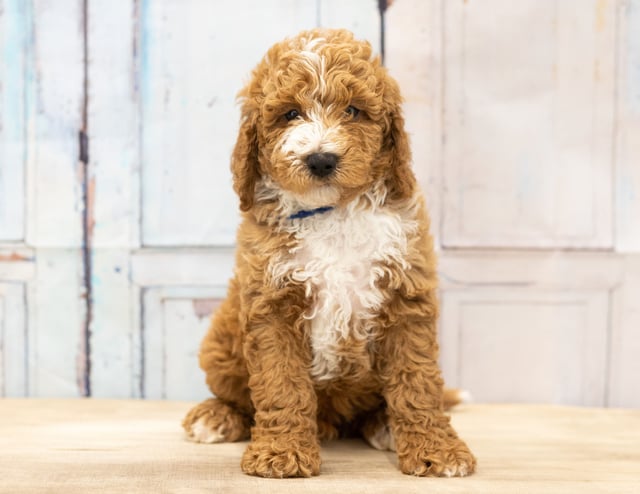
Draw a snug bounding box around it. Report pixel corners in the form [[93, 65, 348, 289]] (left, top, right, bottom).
[[231, 96, 260, 212]]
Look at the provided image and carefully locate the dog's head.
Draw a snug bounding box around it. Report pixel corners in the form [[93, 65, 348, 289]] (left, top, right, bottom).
[[231, 28, 415, 213]]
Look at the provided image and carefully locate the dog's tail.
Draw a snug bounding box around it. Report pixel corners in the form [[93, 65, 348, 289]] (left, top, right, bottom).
[[443, 388, 472, 410]]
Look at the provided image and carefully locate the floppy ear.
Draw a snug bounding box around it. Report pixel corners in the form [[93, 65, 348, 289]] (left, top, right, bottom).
[[381, 76, 417, 201], [231, 99, 260, 212]]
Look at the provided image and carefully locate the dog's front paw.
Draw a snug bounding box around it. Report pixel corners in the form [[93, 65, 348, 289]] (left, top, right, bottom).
[[241, 436, 321, 478], [397, 431, 476, 477]]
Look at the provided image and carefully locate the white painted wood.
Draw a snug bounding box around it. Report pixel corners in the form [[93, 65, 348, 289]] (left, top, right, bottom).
[[24, 0, 84, 248], [28, 250, 86, 397], [609, 255, 640, 407], [87, 0, 141, 398], [0, 0, 27, 242], [0, 248, 35, 281], [439, 251, 624, 290], [440, 288, 609, 406], [88, 0, 140, 249], [143, 286, 226, 400], [131, 249, 235, 286], [615, 0, 640, 252], [21, 1, 86, 397], [385, 0, 443, 242], [442, 0, 615, 249], [318, 0, 380, 51], [140, 0, 317, 247], [0, 283, 27, 396], [89, 249, 138, 398]]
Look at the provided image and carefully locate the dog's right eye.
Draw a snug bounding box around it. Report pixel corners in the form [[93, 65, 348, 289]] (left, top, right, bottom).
[[284, 109, 301, 121]]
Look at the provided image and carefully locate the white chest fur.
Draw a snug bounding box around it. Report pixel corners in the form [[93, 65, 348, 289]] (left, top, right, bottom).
[[270, 204, 415, 381]]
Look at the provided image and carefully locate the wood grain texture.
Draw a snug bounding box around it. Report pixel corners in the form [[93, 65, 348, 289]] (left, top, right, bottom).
[[0, 400, 639, 493]]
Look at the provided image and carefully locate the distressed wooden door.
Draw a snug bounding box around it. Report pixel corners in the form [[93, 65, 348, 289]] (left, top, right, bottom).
[[2, 0, 639, 406]]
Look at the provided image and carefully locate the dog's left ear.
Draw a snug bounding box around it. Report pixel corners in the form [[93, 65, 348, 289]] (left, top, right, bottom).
[[380, 73, 417, 201]]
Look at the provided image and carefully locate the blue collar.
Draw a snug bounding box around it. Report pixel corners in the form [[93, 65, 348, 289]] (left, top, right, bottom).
[[288, 206, 334, 220]]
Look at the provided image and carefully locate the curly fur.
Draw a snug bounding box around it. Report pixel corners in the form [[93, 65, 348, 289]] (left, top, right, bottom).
[[183, 28, 476, 479]]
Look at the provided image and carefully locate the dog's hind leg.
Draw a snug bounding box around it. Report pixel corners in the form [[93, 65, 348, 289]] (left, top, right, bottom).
[[182, 398, 251, 443], [361, 407, 396, 451], [183, 278, 253, 443]]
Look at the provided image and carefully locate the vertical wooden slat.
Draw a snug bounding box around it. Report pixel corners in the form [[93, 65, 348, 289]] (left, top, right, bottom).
[[88, 0, 141, 397], [0, 0, 27, 241], [615, 0, 640, 251], [25, 0, 86, 397]]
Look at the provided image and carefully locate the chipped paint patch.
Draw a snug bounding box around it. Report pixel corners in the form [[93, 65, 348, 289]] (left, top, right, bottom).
[[0, 252, 33, 262], [192, 298, 220, 319]]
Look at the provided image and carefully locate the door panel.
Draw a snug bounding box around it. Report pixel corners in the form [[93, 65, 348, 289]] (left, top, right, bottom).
[[143, 286, 225, 400], [442, 0, 615, 248], [440, 288, 609, 406]]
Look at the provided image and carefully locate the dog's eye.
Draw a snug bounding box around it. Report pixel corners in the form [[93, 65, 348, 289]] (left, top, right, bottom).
[[284, 109, 301, 121], [345, 105, 360, 119]]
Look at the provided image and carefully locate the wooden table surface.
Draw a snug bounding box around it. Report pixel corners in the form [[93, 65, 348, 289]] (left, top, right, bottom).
[[0, 399, 639, 493]]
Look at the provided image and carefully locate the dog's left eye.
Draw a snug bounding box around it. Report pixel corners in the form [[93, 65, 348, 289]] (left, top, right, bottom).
[[345, 105, 360, 119]]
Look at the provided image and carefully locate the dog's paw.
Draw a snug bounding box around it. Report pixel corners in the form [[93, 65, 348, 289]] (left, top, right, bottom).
[[182, 398, 250, 443], [397, 433, 476, 477], [241, 436, 321, 478]]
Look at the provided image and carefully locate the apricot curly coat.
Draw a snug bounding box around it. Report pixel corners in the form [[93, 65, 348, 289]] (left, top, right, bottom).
[[183, 28, 476, 478]]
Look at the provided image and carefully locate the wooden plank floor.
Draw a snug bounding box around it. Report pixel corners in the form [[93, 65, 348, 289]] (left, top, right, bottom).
[[0, 400, 639, 493]]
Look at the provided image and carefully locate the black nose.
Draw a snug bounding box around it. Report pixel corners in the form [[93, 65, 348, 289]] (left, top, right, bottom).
[[306, 153, 338, 178]]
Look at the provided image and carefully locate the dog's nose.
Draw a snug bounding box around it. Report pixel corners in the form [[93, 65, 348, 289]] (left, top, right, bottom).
[[306, 153, 338, 178]]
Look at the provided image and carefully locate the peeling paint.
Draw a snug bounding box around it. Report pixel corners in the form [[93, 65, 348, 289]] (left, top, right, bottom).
[[192, 298, 220, 319], [0, 252, 33, 262]]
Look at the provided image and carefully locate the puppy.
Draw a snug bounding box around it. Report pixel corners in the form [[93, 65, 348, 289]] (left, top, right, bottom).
[[183, 28, 476, 478]]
